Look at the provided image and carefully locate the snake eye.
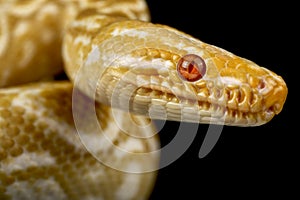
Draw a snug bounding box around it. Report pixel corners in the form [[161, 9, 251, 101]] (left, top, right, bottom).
[[177, 54, 206, 82]]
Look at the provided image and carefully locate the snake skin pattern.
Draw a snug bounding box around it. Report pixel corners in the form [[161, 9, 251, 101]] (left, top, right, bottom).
[[0, 0, 287, 199]]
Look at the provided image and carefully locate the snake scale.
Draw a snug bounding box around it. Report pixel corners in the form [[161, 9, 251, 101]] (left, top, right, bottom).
[[0, 0, 288, 199]]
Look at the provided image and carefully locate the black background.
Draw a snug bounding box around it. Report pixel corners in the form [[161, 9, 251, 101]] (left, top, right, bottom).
[[145, 0, 296, 199]]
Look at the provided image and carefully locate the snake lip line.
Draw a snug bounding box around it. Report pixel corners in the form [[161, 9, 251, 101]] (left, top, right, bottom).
[[130, 85, 275, 126], [103, 68, 283, 126]]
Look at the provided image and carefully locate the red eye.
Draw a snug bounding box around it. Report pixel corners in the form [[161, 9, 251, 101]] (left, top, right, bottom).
[[177, 54, 206, 82]]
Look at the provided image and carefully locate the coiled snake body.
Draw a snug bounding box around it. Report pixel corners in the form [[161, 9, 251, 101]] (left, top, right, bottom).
[[0, 0, 288, 199]]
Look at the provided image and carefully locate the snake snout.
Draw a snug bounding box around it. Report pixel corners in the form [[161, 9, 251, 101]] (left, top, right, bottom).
[[266, 82, 287, 115], [259, 73, 288, 117]]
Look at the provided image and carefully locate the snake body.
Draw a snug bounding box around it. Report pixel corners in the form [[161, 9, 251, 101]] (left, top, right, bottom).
[[0, 0, 288, 199]]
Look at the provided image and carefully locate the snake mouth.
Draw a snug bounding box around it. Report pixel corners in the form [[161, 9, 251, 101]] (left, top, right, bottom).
[[131, 86, 276, 126], [99, 67, 285, 126]]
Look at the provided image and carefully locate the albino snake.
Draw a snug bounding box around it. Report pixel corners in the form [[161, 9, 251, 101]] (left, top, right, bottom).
[[0, 0, 288, 199]]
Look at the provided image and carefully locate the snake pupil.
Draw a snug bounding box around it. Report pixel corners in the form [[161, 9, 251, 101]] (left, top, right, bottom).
[[177, 54, 206, 82]]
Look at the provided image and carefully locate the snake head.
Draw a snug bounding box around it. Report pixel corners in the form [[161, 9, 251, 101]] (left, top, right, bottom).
[[131, 47, 288, 126], [74, 21, 288, 126], [167, 42, 287, 126], [172, 46, 288, 126]]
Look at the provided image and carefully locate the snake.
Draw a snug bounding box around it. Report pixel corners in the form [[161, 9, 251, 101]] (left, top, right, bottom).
[[0, 0, 288, 199]]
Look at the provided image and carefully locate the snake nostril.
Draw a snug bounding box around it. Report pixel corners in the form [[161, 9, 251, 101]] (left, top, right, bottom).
[[257, 79, 266, 90]]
